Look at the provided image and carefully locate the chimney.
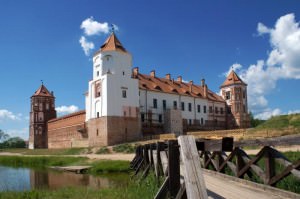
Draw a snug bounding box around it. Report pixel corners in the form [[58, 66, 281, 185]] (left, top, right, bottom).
[[203, 84, 208, 98], [51, 91, 54, 96], [201, 79, 205, 87], [165, 73, 171, 80], [150, 70, 155, 77], [132, 67, 139, 78], [177, 76, 182, 83]]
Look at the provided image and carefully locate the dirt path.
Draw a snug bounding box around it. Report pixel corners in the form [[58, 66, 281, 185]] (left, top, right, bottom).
[[244, 145, 300, 155]]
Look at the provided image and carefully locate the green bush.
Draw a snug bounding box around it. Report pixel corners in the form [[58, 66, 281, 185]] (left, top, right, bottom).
[[96, 147, 110, 154], [112, 143, 136, 153]]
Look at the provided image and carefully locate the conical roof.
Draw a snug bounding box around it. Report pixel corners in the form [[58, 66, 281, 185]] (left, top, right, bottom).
[[32, 84, 53, 97], [96, 33, 127, 54], [220, 70, 246, 88]]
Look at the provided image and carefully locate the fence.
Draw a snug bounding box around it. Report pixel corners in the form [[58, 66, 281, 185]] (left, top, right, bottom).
[[130, 136, 300, 199]]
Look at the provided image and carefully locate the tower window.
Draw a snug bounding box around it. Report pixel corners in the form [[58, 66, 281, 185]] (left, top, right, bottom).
[[162, 100, 166, 110], [188, 103, 192, 112], [220, 108, 224, 114], [123, 71, 125, 76], [122, 90, 127, 98], [97, 71, 99, 77], [96, 129, 99, 136], [243, 105, 246, 113], [97, 112, 99, 118], [181, 102, 185, 111], [153, 99, 157, 109], [243, 90, 246, 99], [225, 91, 231, 100], [141, 113, 145, 122], [209, 106, 213, 113], [197, 105, 201, 113]]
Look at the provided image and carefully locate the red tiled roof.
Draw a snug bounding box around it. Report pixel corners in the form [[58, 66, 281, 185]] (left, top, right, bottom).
[[48, 110, 86, 123], [94, 33, 127, 55], [220, 70, 246, 88], [137, 73, 224, 102], [32, 84, 53, 97]]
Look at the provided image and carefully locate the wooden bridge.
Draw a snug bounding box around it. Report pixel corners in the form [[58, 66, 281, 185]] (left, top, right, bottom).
[[130, 136, 300, 199]]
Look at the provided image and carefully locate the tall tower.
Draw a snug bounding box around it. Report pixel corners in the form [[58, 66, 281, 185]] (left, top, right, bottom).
[[28, 84, 56, 149], [220, 70, 250, 128], [85, 33, 140, 146]]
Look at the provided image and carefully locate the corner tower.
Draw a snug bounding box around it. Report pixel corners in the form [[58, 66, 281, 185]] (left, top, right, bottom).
[[220, 70, 250, 128], [28, 84, 56, 149], [85, 33, 140, 146]]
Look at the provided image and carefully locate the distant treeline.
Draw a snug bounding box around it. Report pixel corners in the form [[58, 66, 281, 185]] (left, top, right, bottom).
[[0, 129, 26, 149]]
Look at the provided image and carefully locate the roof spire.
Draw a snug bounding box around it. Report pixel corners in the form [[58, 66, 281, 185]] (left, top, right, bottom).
[[41, 80, 43, 85], [110, 24, 115, 34]]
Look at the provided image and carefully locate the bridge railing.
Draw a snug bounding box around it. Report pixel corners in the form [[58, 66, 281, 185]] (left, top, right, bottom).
[[130, 135, 300, 199]]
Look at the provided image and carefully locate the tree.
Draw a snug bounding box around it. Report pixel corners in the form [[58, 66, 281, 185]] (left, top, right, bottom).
[[0, 129, 9, 142], [249, 112, 265, 127], [0, 137, 26, 148]]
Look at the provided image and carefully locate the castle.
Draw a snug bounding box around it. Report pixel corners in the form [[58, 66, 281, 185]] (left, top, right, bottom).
[[29, 33, 250, 149]]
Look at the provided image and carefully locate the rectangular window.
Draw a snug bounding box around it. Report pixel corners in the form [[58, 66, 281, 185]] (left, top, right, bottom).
[[220, 107, 224, 114], [201, 118, 204, 125], [97, 71, 99, 76], [226, 91, 231, 100], [141, 113, 145, 122], [97, 112, 99, 118], [204, 106, 207, 113], [243, 90, 246, 99], [122, 90, 127, 98], [159, 114, 162, 123], [215, 107, 218, 114], [173, 101, 177, 109], [181, 102, 185, 111], [188, 103, 192, 112], [153, 98, 157, 108], [189, 119, 192, 126], [162, 100, 166, 110], [227, 106, 231, 114], [209, 106, 213, 113], [197, 105, 201, 113]]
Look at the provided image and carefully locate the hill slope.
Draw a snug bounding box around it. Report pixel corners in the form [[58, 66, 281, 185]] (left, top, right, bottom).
[[255, 113, 300, 130]]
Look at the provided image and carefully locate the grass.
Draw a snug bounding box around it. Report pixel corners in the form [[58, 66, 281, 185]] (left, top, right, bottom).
[[96, 147, 110, 154], [89, 160, 130, 173], [112, 143, 136, 153], [0, 172, 160, 199], [254, 113, 300, 130]]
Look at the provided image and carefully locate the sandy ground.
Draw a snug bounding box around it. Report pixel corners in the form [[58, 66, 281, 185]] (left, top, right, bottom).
[[244, 145, 300, 155]]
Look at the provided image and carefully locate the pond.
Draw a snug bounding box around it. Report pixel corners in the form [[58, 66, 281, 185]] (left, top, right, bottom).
[[0, 165, 129, 192]]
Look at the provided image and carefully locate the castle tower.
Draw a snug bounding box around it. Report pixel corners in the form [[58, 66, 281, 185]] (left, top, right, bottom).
[[28, 84, 56, 149], [85, 33, 140, 146], [220, 70, 250, 128]]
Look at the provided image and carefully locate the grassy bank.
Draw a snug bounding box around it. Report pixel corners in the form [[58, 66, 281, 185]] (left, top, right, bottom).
[[0, 148, 88, 155], [0, 172, 159, 199]]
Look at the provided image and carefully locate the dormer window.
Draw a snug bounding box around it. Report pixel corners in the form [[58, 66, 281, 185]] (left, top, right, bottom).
[[103, 55, 112, 61]]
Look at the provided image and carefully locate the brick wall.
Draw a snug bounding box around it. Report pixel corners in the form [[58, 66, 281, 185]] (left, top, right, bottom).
[[47, 111, 86, 148]]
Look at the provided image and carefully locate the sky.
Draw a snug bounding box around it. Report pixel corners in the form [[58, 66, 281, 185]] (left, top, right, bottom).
[[0, 0, 300, 140]]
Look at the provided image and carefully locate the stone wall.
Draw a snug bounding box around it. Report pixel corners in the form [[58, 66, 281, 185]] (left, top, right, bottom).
[[47, 111, 86, 148], [88, 116, 141, 147], [163, 109, 183, 135]]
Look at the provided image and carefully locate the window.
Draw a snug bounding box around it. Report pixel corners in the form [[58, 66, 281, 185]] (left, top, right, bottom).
[[220, 108, 224, 114], [159, 114, 162, 123], [97, 92, 101, 97], [197, 105, 201, 113], [96, 129, 99, 136], [227, 106, 231, 114], [141, 113, 145, 122], [215, 107, 218, 114], [153, 98, 157, 108], [173, 101, 177, 109], [243, 105, 246, 113], [163, 100, 166, 110], [225, 91, 231, 100], [204, 106, 207, 113], [123, 71, 125, 76], [181, 102, 185, 111], [189, 119, 192, 126], [97, 112, 99, 118], [188, 103, 192, 112], [122, 90, 127, 98], [97, 71, 99, 77], [243, 90, 246, 99], [209, 106, 213, 113], [201, 118, 204, 125]]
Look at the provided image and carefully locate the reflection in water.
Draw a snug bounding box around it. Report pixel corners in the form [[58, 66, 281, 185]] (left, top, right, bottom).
[[0, 166, 129, 192]]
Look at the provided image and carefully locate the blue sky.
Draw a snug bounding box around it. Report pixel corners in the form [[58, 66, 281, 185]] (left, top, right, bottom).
[[0, 0, 300, 139]]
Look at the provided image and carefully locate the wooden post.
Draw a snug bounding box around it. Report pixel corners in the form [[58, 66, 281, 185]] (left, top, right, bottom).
[[236, 148, 245, 178], [168, 140, 180, 199], [178, 135, 208, 199], [265, 146, 275, 185]]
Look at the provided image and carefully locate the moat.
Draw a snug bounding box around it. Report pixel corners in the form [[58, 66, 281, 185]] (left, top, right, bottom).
[[0, 165, 129, 191]]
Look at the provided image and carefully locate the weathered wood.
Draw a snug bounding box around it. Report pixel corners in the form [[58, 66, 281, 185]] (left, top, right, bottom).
[[160, 150, 168, 176], [265, 146, 275, 184], [175, 182, 187, 199], [140, 164, 151, 180], [168, 140, 180, 198], [269, 160, 300, 186], [178, 135, 208, 199], [153, 149, 159, 177], [154, 176, 169, 199]]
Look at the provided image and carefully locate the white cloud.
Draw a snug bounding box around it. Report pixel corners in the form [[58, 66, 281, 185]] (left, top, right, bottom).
[[255, 108, 281, 120], [224, 13, 300, 115], [0, 109, 21, 121], [223, 63, 242, 77], [288, 109, 300, 115], [6, 127, 29, 140], [56, 105, 79, 115], [79, 36, 94, 56], [80, 17, 110, 36]]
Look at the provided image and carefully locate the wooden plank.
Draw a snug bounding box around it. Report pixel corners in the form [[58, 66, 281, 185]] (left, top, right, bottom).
[[154, 176, 169, 199], [178, 135, 208, 199], [160, 150, 168, 176], [153, 150, 159, 177], [168, 140, 180, 198], [265, 147, 275, 184]]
